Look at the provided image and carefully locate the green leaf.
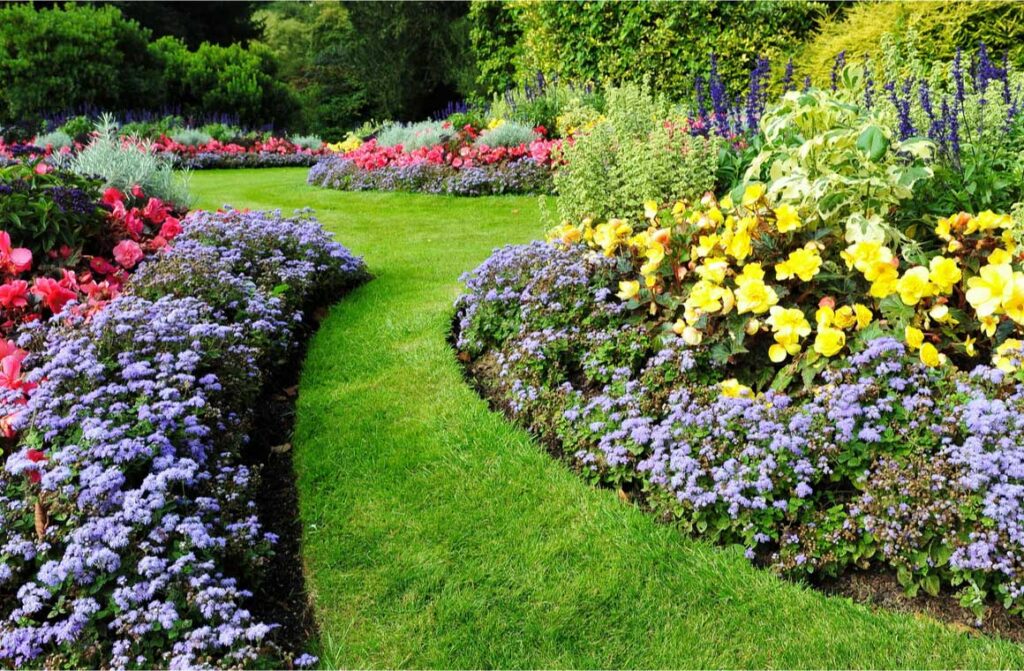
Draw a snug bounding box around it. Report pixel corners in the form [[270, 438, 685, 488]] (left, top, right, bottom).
[[922, 574, 941, 597], [856, 125, 888, 162]]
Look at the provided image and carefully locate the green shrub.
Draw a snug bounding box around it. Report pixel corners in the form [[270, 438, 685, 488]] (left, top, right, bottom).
[[33, 130, 74, 150], [471, 0, 829, 101], [289, 133, 323, 150], [119, 116, 184, 141], [553, 83, 718, 222], [0, 163, 107, 257], [57, 116, 97, 142], [169, 127, 214, 146], [0, 4, 163, 125], [474, 121, 536, 147], [70, 115, 192, 208], [376, 120, 453, 151], [149, 36, 299, 129]]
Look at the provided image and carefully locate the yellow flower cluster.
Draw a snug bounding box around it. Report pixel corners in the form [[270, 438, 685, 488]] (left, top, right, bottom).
[[549, 191, 1024, 379], [327, 134, 363, 153]]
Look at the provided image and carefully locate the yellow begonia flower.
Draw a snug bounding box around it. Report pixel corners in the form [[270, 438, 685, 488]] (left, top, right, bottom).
[[964, 336, 977, 357], [720, 378, 753, 398], [694, 234, 721, 258], [735, 277, 778, 315], [741, 183, 765, 207], [920, 342, 944, 367], [724, 217, 754, 261], [869, 265, 899, 299], [773, 204, 802, 233], [767, 306, 811, 362], [929, 304, 957, 325], [696, 257, 729, 284], [994, 339, 1023, 373], [813, 326, 846, 357], [989, 248, 1013, 266], [980, 314, 999, 336], [853, 304, 873, 330], [487, 118, 505, 130], [644, 200, 659, 220], [976, 210, 1012, 231], [815, 305, 834, 328], [639, 241, 666, 276], [685, 280, 727, 316], [904, 325, 924, 350], [593, 220, 632, 256], [681, 326, 704, 346], [768, 306, 812, 338], [720, 194, 734, 209], [1002, 272, 1024, 325], [833, 306, 857, 330], [895, 266, 935, 306], [736, 262, 765, 285], [842, 241, 892, 273], [616, 280, 640, 301], [775, 245, 823, 282], [928, 256, 961, 294], [966, 262, 1014, 317], [708, 207, 725, 225], [935, 215, 953, 241], [672, 201, 686, 216]]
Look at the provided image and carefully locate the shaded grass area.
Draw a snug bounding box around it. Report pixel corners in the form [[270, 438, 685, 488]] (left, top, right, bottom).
[[190, 168, 1024, 668]]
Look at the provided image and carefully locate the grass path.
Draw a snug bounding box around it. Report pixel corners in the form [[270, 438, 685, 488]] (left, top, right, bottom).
[[191, 168, 1024, 669]]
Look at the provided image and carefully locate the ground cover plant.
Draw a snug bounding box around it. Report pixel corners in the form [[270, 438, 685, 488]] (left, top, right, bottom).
[[0, 161, 367, 668]]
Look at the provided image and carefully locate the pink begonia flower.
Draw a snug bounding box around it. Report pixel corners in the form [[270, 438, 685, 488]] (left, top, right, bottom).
[[131, 184, 145, 198], [159, 217, 182, 240], [0, 280, 29, 308], [33, 163, 52, 175], [0, 232, 32, 274], [31, 277, 77, 314], [142, 197, 169, 224], [113, 239, 144, 269], [125, 208, 145, 239]]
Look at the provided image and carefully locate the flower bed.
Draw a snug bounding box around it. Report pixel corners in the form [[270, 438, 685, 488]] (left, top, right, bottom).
[[0, 162, 368, 667], [454, 234, 1024, 628], [308, 134, 562, 196], [0, 136, 330, 171]]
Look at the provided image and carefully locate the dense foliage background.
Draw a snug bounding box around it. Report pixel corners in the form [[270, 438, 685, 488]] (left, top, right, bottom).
[[5, 0, 1024, 138]]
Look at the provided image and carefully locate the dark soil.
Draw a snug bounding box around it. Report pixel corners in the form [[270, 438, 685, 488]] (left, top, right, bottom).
[[244, 296, 360, 661], [451, 319, 1024, 644]]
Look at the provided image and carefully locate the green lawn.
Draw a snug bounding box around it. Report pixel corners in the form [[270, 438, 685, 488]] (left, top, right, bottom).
[[190, 168, 1024, 669]]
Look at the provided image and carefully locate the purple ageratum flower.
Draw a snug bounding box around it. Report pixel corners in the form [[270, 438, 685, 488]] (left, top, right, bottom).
[[0, 209, 366, 667]]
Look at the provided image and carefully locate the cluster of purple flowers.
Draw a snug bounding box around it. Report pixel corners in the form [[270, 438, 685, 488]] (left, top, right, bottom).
[[456, 240, 1024, 621], [308, 155, 554, 196], [0, 209, 366, 668]]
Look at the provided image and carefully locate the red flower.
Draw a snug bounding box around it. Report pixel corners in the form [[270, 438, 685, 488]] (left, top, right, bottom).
[[112, 239, 144, 269], [0, 280, 29, 308], [158, 217, 182, 240], [33, 162, 53, 175], [31, 277, 77, 313], [102, 187, 125, 207], [142, 197, 169, 224], [90, 257, 117, 276], [125, 208, 145, 239], [131, 184, 145, 199], [25, 448, 45, 483]]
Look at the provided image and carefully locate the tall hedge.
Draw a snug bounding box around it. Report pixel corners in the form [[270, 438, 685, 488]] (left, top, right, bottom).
[[797, 1, 1024, 85], [0, 3, 162, 125], [469, 0, 829, 99]]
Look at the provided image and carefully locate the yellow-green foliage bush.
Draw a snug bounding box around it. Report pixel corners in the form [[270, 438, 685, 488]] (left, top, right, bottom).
[[798, 1, 1024, 85]]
